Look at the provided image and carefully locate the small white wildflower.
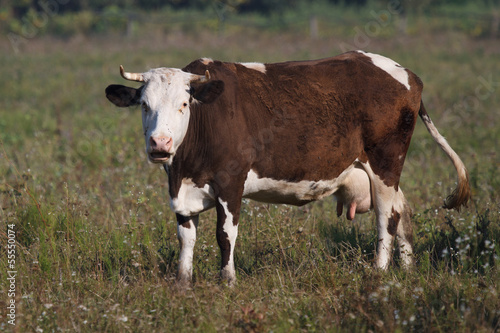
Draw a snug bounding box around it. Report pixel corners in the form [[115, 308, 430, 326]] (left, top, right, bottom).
[[117, 315, 128, 322], [369, 292, 379, 301]]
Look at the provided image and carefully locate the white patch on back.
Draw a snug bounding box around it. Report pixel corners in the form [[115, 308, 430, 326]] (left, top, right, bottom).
[[171, 178, 214, 216], [243, 168, 356, 205], [238, 62, 266, 74], [201, 58, 213, 65], [357, 51, 410, 90]]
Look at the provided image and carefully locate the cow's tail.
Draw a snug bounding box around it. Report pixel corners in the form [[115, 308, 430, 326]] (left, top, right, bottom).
[[418, 100, 471, 210]]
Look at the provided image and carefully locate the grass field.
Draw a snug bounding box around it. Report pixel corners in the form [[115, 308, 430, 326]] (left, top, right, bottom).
[[0, 7, 499, 332]]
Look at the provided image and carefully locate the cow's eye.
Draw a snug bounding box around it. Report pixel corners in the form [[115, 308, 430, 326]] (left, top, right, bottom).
[[142, 102, 149, 112], [179, 102, 189, 114]]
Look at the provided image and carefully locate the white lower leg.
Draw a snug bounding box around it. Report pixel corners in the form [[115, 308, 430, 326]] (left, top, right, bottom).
[[398, 233, 414, 267], [220, 224, 238, 284], [376, 219, 394, 269], [177, 216, 198, 282], [395, 190, 414, 268]]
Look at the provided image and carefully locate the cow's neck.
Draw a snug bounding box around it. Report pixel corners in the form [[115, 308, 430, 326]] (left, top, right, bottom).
[[165, 104, 221, 192]]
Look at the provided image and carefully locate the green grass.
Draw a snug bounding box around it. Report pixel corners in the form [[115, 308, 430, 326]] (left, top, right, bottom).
[[0, 9, 499, 332]]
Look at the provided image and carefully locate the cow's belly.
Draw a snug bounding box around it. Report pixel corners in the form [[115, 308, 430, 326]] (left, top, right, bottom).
[[170, 165, 365, 216], [242, 169, 349, 206]]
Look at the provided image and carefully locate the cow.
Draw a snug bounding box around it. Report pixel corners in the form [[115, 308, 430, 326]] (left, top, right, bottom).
[[105, 51, 471, 286]]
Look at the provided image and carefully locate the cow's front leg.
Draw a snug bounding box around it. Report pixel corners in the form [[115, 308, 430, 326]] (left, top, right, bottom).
[[215, 197, 241, 286], [176, 213, 199, 284]]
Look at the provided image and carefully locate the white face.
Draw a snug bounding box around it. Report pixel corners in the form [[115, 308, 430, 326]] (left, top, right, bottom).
[[139, 68, 195, 164]]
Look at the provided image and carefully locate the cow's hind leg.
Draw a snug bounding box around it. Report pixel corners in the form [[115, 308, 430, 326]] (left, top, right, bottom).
[[177, 214, 199, 284], [395, 189, 414, 268], [360, 162, 408, 269], [359, 104, 418, 268]]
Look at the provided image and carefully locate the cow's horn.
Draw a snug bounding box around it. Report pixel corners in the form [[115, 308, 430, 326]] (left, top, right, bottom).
[[120, 65, 144, 82], [190, 70, 210, 84]]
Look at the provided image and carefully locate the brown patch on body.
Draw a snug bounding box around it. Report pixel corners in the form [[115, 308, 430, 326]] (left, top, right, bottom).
[[387, 207, 401, 236], [362, 107, 419, 189]]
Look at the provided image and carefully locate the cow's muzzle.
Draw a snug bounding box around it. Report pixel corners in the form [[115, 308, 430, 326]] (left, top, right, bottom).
[[148, 136, 173, 163]]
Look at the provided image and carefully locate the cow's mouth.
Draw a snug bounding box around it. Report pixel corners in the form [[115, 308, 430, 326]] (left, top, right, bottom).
[[149, 152, 171, 163]]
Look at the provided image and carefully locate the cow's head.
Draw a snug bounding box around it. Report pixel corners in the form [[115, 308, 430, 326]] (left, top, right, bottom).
[[105, 65, 223, 164]]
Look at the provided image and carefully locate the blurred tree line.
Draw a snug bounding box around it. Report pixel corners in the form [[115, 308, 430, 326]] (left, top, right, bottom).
[[1, 0, 498, 18], [2, 0, 499, 45]]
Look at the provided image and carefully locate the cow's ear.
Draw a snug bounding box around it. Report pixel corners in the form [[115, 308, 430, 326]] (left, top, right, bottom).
[[105, 84, 143, 107], [190, 80, 224, 104]]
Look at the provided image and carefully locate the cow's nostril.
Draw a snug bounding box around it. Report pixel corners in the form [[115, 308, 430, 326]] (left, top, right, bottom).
[[149, 136, 157, 148]]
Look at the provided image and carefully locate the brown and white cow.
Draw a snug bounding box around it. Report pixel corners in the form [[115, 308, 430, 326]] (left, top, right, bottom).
[[105, 51, 471, 285]]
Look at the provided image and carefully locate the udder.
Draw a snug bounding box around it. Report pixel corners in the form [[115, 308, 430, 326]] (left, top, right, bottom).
[[334, 167, 372, 220]]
